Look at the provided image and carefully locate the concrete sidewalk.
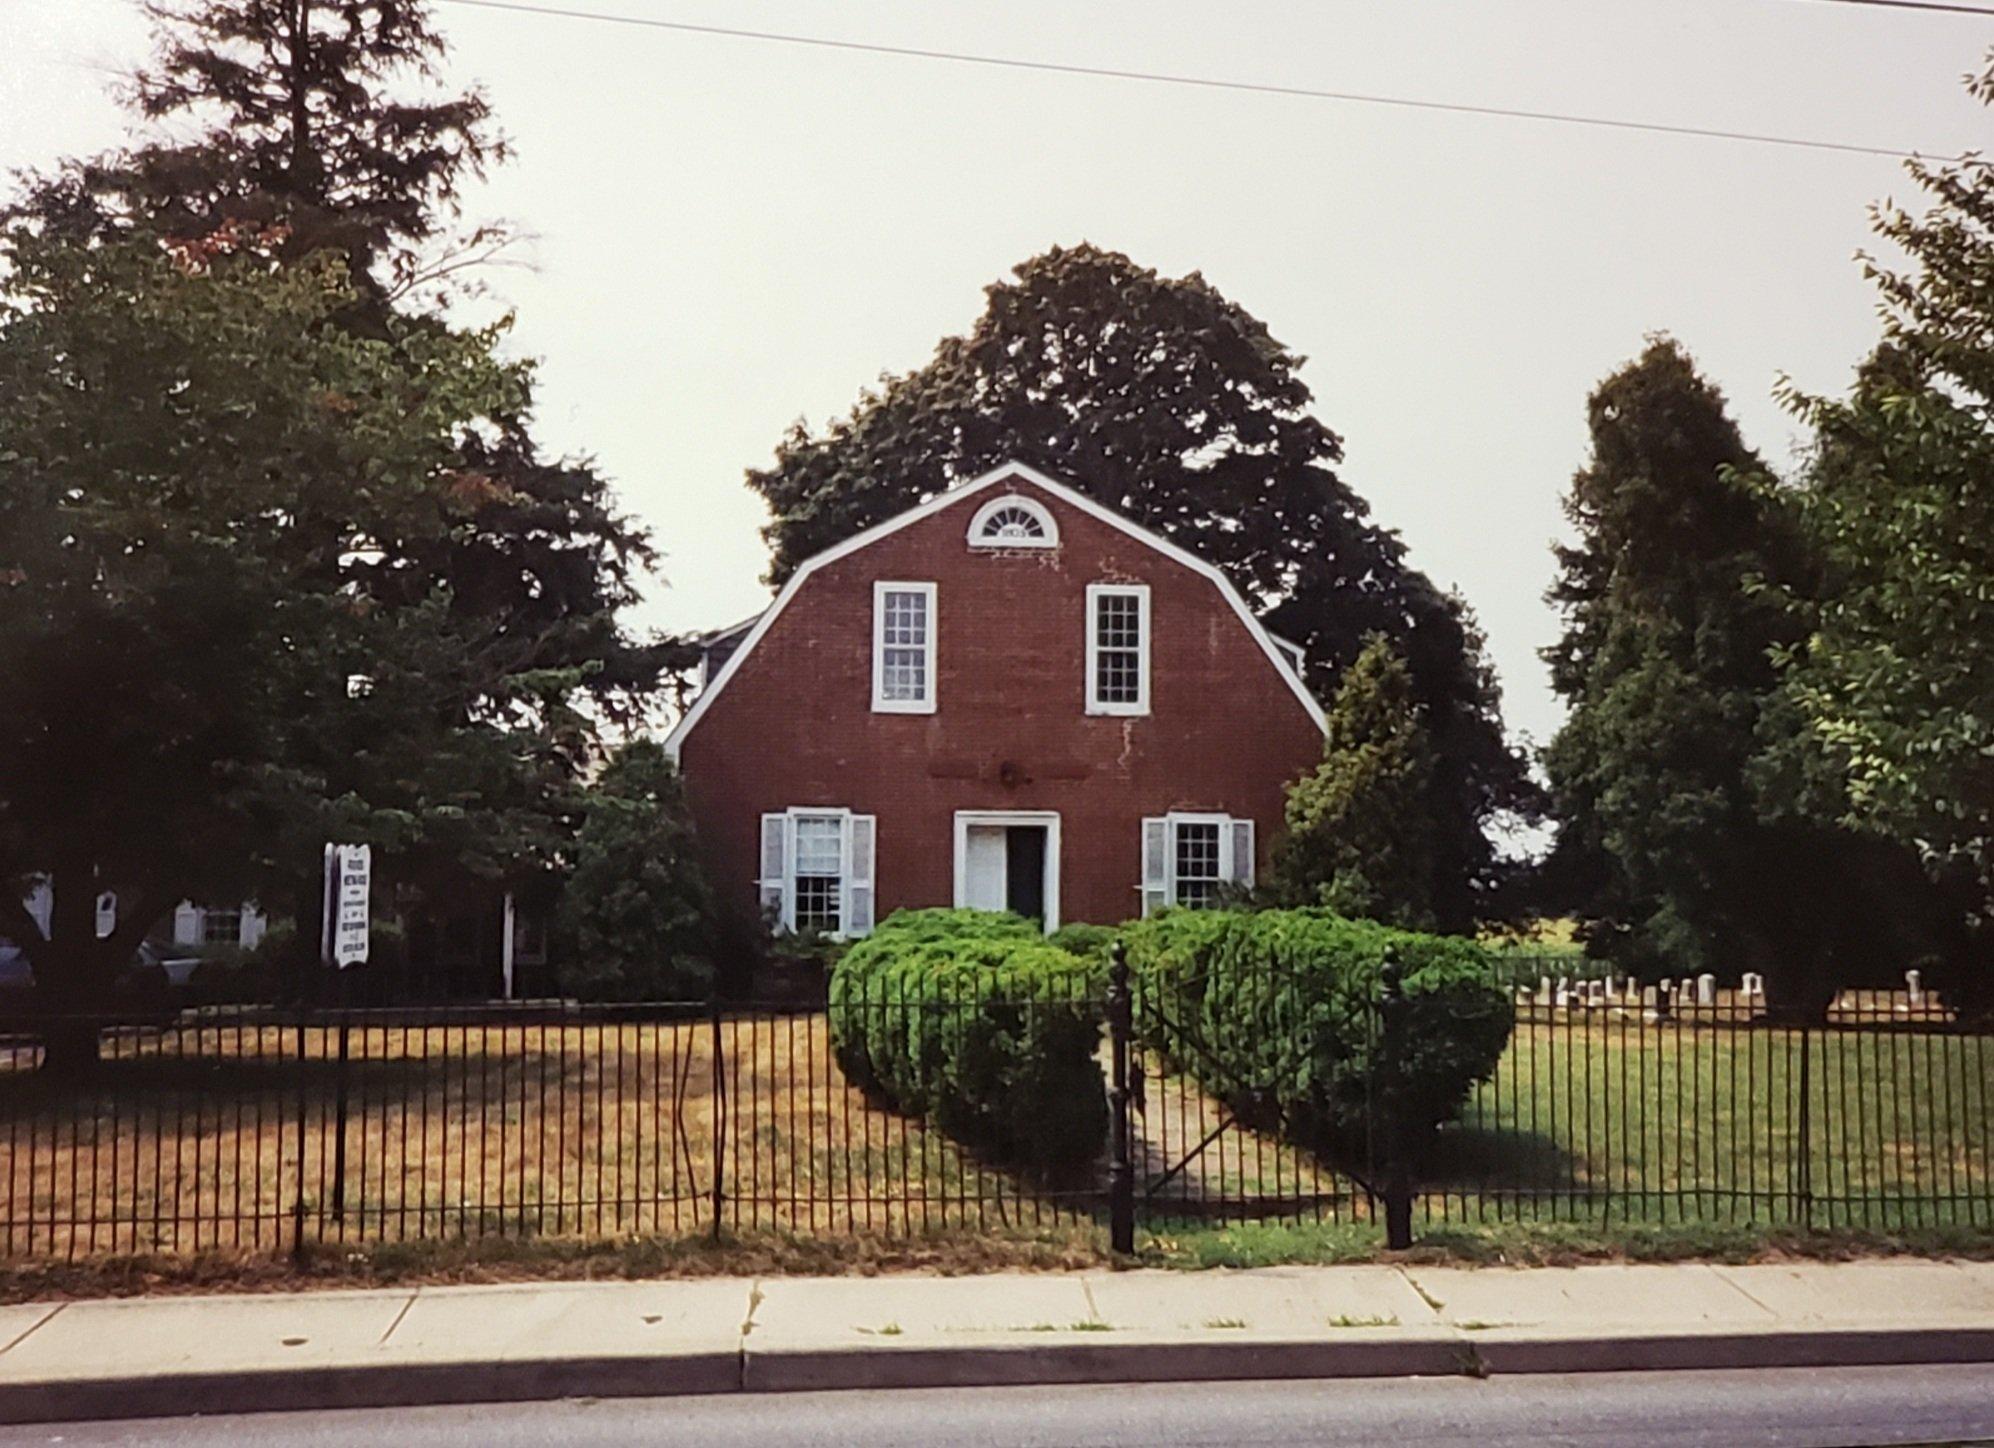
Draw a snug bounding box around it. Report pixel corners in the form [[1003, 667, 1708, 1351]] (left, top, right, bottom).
[[2, 1259, 1991, 1423]]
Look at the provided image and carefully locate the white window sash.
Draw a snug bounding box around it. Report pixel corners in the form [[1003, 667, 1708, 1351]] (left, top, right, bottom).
[[1151, 812, 1254, 909], [871, 581, 938, 715], [847, 814, 876, 937], [1085, 583, 1150, 716], [1139, 816, 1170, 918], [758, 813, 787, 926], [764, 808, 877, 939]]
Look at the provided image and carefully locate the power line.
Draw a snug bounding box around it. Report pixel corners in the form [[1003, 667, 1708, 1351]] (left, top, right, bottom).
[[434, 0, 1930, 161], [1784, 0, 1994, 16]]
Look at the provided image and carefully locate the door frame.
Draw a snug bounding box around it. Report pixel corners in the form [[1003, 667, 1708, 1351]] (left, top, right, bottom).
[[951, 810, 1062, 932]]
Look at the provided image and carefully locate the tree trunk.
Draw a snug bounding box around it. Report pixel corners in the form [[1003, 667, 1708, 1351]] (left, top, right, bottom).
[[35, 1013, 104, 1079], [32, 863, 110, 1077], [1761, 929, 1835, 1026]]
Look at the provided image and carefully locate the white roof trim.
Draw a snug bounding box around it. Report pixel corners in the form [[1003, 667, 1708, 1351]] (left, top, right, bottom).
[[663, 461, 1325, 760]]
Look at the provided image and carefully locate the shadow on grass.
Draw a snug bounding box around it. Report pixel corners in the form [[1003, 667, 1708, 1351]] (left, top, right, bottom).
[[1417, 1124, 1578, 1192]]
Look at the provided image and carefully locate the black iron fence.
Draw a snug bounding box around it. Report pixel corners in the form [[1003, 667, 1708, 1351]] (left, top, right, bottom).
[[1, 965, 1990, 1260]]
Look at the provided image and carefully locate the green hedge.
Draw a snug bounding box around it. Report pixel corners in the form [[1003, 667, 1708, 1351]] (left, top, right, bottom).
[[828, 909, 1105, 1173], [1121, 908, 1511, 1155]]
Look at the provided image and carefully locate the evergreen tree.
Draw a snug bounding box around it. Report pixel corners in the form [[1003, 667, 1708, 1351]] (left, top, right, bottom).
[[1541, 337, 1801, 979], [4, 0, 673, 960], [557, 742, 716, 1002], [749, 244, 1538, 930], [1542, 337, 1962, 1008], [1271, 636, 1442, 929]]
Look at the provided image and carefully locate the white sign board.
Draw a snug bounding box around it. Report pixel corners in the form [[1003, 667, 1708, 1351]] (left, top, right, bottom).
[[323, 843, 371, 968]]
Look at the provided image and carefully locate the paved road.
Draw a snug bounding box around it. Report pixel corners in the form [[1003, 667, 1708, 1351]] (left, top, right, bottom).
[[2, 1367, 1991, 1447]]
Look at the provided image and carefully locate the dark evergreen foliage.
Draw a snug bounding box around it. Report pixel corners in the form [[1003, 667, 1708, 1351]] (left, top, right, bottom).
[[1541, 338, 1968, 1009], [1271, 636, 1444, 929], [556, 742, 717, 1002]]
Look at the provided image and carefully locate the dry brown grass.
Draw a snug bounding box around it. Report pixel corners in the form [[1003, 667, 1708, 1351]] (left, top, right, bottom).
[[0, 1013, 1097, 1261]]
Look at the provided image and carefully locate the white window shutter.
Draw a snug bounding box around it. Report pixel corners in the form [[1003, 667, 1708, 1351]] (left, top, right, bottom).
[[172, 901, 201, 946], [758, 813, 788, 928], [846, 814, 877, 937], [1229, 818, 1256, 889], [1141, 817, 1170, 917], [240, 907, 266, 950]]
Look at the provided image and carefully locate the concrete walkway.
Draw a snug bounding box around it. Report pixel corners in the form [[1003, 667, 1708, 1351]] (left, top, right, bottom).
[[2, 1260, 1991, 1423]]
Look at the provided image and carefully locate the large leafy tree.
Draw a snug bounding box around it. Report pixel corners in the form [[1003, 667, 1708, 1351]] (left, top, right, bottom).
[[1270, 636, 1443, 929], [0, 235, 531, 1068], [1773, 56, 1994, 944], [749, 244, 1537, 930], [6, 0, 672, 951]]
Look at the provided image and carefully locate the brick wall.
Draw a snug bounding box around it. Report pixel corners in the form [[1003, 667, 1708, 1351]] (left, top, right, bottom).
[[676, 470, 1324, 946]]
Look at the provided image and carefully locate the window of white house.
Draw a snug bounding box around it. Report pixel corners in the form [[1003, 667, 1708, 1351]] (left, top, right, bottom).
[[1086, 583, 1150, 715], [201, 907, 243, 946], [872, 581, 937, 713], [966, 494, 1059, 549], [759, 809, 877, 938], [1140, 814, 1255, 915]]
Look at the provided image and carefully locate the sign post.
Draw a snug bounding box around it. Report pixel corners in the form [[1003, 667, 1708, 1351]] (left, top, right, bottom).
[[321, 843, 370, 1224], [322, 844, 371, 969]]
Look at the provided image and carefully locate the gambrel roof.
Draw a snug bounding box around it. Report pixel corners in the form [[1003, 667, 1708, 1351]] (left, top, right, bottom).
[[663, 461, 1326, 760]]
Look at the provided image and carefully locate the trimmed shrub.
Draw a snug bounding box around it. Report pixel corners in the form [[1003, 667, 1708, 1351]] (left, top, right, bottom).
[[828, 909, 1105, 1174], [1045, 921, 1117, 962], [1121, 908, 1511, 1156]]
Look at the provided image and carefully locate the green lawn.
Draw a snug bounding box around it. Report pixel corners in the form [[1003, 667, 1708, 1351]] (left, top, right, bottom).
[[1427, 1010, 1994, 1229]]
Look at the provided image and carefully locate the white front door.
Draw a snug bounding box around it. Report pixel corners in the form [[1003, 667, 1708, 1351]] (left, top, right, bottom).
[[962, 825, 1008, 911]]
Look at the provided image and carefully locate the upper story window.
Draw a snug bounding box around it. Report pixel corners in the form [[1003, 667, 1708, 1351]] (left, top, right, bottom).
[[872, 581, 937, 714], [967, 494, 1059, 549], [1085, 583, 1150, 716]]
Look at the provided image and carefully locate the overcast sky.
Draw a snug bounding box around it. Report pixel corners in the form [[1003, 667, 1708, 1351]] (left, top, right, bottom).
[[6, 0, 1991, 751]]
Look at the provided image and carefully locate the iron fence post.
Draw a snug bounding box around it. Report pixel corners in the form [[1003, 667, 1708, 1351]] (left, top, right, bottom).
[[330, 973, 352, 1224], [1795, 1021, 1814, 1231], [1378, 953, 1415, 1250], [709, 993, 726, 1242], [291, 1016, 308, 1262], [1107, 939, 1135, 1255]]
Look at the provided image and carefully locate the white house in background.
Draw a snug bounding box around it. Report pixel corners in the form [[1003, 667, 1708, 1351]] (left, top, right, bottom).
[[17, 881, 266, 951]]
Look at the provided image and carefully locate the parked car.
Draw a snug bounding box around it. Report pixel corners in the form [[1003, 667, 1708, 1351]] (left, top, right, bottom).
[[0, 939, 205, 990]]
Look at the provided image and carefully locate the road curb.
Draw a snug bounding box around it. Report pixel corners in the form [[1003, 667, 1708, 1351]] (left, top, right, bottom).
[[740, 1334, 1469, 1392], [1, 1326, 1989, 1424], [1468, 1326, 1994, 1376]]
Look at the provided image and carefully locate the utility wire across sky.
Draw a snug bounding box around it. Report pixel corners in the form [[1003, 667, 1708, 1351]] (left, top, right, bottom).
[[433, 0, 1969, 161], [1786, 0, 1994, 16]]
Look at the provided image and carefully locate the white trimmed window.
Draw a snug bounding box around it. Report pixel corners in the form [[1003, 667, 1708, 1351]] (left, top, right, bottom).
[[967, 494, 1059, 548], [759, 809, 877, 937], [1086, 583, 1150, 715], [872, 581, 937, 713], [1140, 813, 1255, 915]]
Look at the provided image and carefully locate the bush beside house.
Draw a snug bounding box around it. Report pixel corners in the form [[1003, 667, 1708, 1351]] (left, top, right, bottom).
[[828, 909, 1104, 1174], [557, 742, 717, 1002], [1122, 908, 1511, 1157]]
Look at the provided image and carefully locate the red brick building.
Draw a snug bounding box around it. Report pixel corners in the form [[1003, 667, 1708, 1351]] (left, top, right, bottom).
[[665, 463, 1326, 944]]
